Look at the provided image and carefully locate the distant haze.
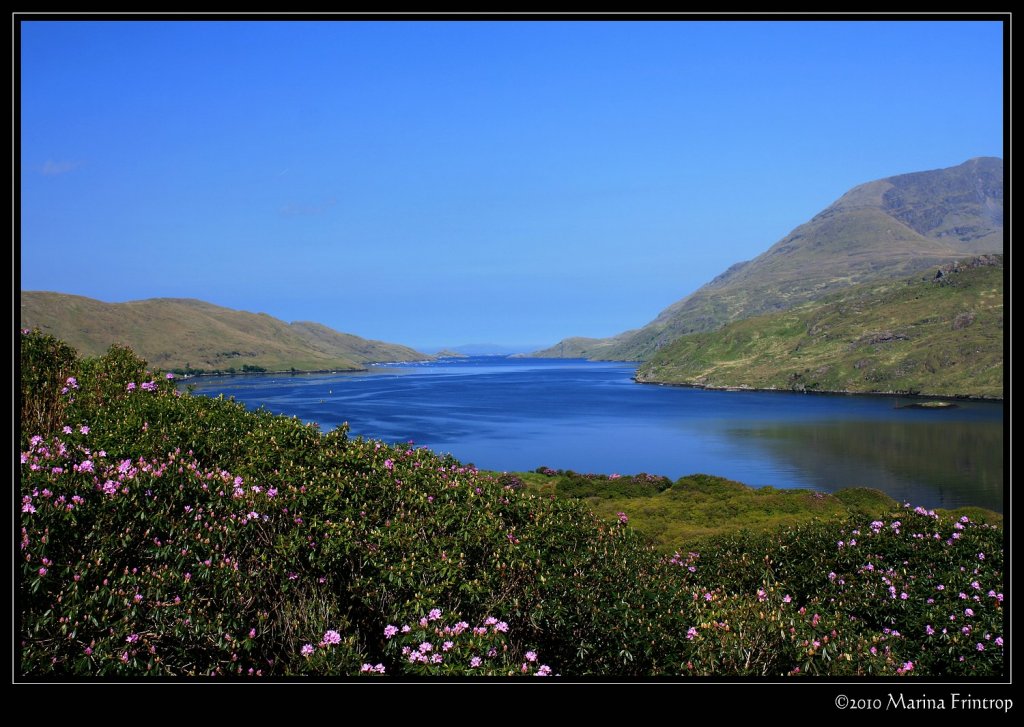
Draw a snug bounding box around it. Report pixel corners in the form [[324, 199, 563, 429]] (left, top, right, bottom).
[[424, 343, 545, 356], [19, 19, 1003, 349]]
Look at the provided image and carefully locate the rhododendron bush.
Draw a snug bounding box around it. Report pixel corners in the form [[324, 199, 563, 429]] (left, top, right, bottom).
[[19, 331, 1004, 678]]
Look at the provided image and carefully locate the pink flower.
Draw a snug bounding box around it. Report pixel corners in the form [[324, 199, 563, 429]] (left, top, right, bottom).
[[127, 382, 136, 391], [301, 644, 314, 657], [384, 625, 398, 639], [525, 651, 537, 662], [536, 665, 552, 676], [470, 656, 482, 668], [686, 627, 698, 640], [617, 512, 628, 524], [322, 630, 341, 646], [38, 567, 47, 577], [428, 608, 442, 621]]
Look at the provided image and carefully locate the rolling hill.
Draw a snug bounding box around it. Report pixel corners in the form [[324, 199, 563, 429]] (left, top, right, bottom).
[[534, 157, 1003, 361], [635, 255, 1003, 398], [20, 292, 431, 372]]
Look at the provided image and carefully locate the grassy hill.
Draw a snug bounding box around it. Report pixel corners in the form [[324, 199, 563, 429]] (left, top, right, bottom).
[[520, 332, 636, 360], [636, 255, 1003, 398], [535, 157, 1003, 361], [20, 292, 430, 373]]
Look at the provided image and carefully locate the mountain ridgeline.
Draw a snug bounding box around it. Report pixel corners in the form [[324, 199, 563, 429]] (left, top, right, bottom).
[[534, 157, 1003, 362], [636, 255, 1003, 398], [20, 293, 431, 373]]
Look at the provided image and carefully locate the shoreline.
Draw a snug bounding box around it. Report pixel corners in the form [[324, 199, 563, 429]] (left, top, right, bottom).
[[632, 376, 1004, 402], [177, 359, 1003, 402], [172, 359, 436, 379]]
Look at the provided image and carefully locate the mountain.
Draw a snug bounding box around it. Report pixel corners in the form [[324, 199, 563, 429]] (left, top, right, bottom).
[[534, 157, 1003, 361], [636, 255, 1003, 399], [20, 293, 431, 372]]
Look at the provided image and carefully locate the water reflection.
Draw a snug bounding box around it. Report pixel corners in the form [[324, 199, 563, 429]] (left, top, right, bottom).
[[728, 420, 1003, 512]]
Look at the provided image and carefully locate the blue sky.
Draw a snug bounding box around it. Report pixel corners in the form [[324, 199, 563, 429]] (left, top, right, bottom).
[[20, 19, 1004, 351]]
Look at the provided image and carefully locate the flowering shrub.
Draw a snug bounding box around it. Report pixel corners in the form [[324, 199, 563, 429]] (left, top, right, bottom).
[[18, 332, 1004, 678], [675, 509, 1005, 676], [554, 470, 673, 499], [380, 609, 551, 676]]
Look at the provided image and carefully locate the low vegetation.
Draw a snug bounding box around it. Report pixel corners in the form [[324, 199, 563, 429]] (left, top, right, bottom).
[[637, 256, 1002, 398], [19, 330, 1004, 678]]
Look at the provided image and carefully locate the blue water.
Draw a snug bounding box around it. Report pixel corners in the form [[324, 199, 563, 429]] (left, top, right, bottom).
[[183, 357, 1004, 512]]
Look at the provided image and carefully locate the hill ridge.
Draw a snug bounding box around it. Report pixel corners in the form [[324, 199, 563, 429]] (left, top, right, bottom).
[[20, 292, 431, 373]]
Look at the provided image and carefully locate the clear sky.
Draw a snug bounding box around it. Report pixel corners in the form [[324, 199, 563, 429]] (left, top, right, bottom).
[[19, 18, 1004, 351]]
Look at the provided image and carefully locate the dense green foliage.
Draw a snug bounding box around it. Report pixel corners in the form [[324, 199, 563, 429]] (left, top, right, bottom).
[[637, 257, 1002, 398], [522, 470, 897, 550], [19, 331, 1005, 678], [534, 157, 1003, 362]]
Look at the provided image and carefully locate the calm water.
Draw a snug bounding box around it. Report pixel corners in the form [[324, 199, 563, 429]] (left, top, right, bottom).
[[184, 357, 1004, 512]]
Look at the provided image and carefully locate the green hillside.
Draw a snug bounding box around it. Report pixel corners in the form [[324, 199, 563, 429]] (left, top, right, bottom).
[[521, 332, 636, 360], [535, 157, 1003, 362], [20, 292, 430, 373], [636, 256, 1003, 398]]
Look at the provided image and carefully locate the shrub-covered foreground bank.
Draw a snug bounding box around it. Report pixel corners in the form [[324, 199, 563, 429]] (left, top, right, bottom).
[[18, 331, 1005, 678]]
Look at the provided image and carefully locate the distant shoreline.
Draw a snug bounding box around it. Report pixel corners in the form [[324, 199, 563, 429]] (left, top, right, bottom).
[[179, 361, 1004, 403]]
